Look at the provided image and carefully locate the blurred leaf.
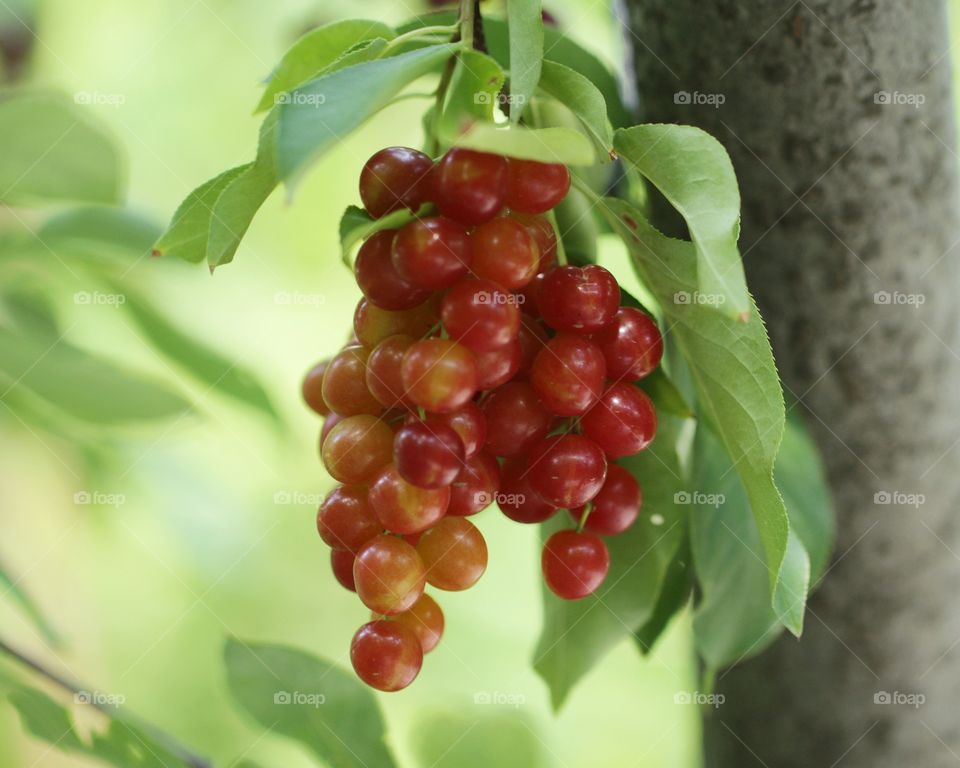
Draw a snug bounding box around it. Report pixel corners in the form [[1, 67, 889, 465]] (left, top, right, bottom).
[[438, 49, 504, 141], [8, 686, 85, 751], [534, 418, 688, 709], [224, 638, 397, 768], [256, 19, 396, 112], [634, 534, 692, 653], [338, 205, 417, 267], [0, 327, 191, 424], [413, 710, 547, 768], [0, 92, 123, 205], [506, 0, 542, 124], [537, 60, 613, 157], [0, 560, 60, 645], [40, 207, 160, 258], [614, 126, 749, 319], [454, 123, 594, 165], [639, 368, 693, 420], [2, 289, 59, 339], [551, 187, 597, 264]]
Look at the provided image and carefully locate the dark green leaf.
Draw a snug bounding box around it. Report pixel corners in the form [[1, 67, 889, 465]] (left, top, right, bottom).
[[8, 687, 85, 751], [635, 533, 692, 653], [438, 49, 504, 141], [506, 0, 543, 124], [223, 638, 396, 768], [638, 367, 694, 419], [537, 60, 613, 156], [413, 711, 547, 768], [551, 187, 597, 265]]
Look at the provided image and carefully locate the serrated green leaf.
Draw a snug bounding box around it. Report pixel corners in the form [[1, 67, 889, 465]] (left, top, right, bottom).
[[0, 92, 124, 206], [338, 205, 417, 267], [256, 19, 396, 112], [537, 60, 613, 156], [438, 49, 504, 141], [614, 125, 749, 319], [224, 638, 396, 768], [277, 43, 459, 186], [635, 533, 692, 653], [534, 418, 688, 709], [412, 711, 547, 768], [454, 123, 594, 165], [0, 559, 60, 645], [507, 0, 543, 124]]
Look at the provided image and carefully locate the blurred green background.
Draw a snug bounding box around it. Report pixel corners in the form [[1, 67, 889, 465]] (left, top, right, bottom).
[[11, 0, 956, 766]]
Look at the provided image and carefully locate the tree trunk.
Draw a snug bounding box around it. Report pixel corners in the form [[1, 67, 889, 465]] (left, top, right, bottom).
[[621, 1, 960, 765]]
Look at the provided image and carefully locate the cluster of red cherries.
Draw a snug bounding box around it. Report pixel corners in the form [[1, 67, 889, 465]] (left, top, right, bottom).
[[301, 144, 663, 692]]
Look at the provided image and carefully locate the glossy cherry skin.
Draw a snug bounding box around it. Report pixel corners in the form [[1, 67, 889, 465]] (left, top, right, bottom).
[[317, 485, 382, 552], [322, 415, 394, 484], [401, 339, 478, 413], [527, 434, 607, 508], [469, 217, 539, 289], [424, 404, 486, 459], [539, 265, 621, 332], [542, 529, 610, 599], [330, 549, 357, 591], [368, 465, 450, 535], [351, 619, 423, 691], [530, 334, 606, 416], [417, 517, 488, 591], [392, 216, 472, 290], [355, 230, 431, 310], [359, 146, 434, 219], [388, 592, 444, 653], [353, 297, 437, 350], [366, 334, 415, 409], [320, 413, 344, 448], [580, 383, 657, 457], [301, 360, 330, 416], [591, 307, 664, 381], [448, 451, 501, 516], [322, 345, 383, 416], [394, 419, 465, 489], [353, 534, 426, 615], [511, 213, 557, 271], [434, 148, 509, 225], [505, 159, 571, 214], [473, 339, 523, 389], [570, 464, 642, 536], [440, 278, 521, 353], [516, 317, 549, 378], [497, 458, 559, 523], [480, 381, 554, 458]]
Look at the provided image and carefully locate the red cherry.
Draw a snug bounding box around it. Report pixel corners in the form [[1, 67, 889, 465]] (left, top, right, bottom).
[[539, 265, 620, 332], [480, 381, 554, 458], [527, 434, 607, 508], [320, 412, 344, 448], [516, 317, 548, 378], [511, 213, 557, 271], [424, 404, 486, 459], [434, 148, 508, 225], [353, 297, 437, 350], [542, 529, 610, 599], [359, 146, 433, 218], [469, 217, 539, 289], [591, 307, 664, 381], [505, 159, 571, 214], [350, 619, 423, 691], [368, 465, 450, 535], [302, 360, 330, 415], [440, 278, 521, 353], [417, 517, 488, 591], [392, 217, 472, 290], [355, 230, 431, 310], [530, 334, 606, 416], [330, 549, 357, 591], [353, 534, 426, 614], [317, 485, 382, 552], [580, 383, 657, 457], [387, 593, 444, 653], [394, 420, 465, 489], [448, 451, 501, 516], [401, 339, 478, 413], [366, 334, 415, 409], [497, 458, 558, 523], [321, 415, 394, 484], [322, 345, 384, 416], [473, 339, 522, 389], [570, 464, 641, 536]]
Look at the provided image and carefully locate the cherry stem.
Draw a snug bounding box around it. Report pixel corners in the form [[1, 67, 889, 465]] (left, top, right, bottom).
[[577, 502, 593, 532], [545, 209, 567, 266]]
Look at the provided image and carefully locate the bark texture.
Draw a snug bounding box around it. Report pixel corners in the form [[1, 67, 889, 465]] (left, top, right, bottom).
[[622, 1, 960, 766]]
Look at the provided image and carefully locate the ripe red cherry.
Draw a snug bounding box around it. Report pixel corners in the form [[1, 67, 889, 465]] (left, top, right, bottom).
[[539, 265, 620, 332], [392, 217, 472, 290], [320, 412, 344, 448], [322, 415, 394, 484], [440, 278, 521, 353], [355, 230, 431, 310], [434, 148, 508, 225], [322, 345, 383, 416], [353, 297, 437, 349], [481, 381, 554, 458], [591, 307, 664, 381], [368, 465, 450, 535], [498, 458, 558, 523], [417, 517, 488, 591], [350, 619, 423, 691], [505, 159, 571, 214], [516, 317, 548, 378], [570, 464, 641, 536], [527, 434, 607, 508], [359, 146, 434, 219], [353, 534, 426, 614], [473, 339, 522, 389], [542, 529, 610, 599], [580, 383, 657, 457], [330, 549, 357, 591], [512, 213, 557, 271], [394, 420, 465, 489], [469, 217, 539, 289], [389, 593, 444, 653], [530, 334, 606, 416], [317, 485, 382, 552], [448, 451, 501, 516], [401, 339, 478, 413], [301, 360, 330, 416], [424, 404, 486, 458], [366, 334, 415, 409]]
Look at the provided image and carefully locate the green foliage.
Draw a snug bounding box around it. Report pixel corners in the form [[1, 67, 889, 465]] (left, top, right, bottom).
[[537, 60, 614, 157], [413, 710, 547, 768], [338, 205, 419, 267], [506, 0, 543, 124], [0, 561, 60, 646]]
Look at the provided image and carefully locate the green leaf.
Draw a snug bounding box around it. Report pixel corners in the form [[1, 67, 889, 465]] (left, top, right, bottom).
[[413, 711, 547, 768], [0, 559, 60, 645], [551, 187, 597, 265], [224, 638, 397, 768], [277, 43, 459, 185], [537, 60, 613, 156], [506, 0, 543, 124], [614, 125, 750, 319], [534, 418, 688, 709], [8, 687, 85, 752], [598, 198, 794, 628], [0, 92, 124, 205], [454, 123, 594, 165], [39, 207, 160, 258], [638, 367, 694, 419], [256, 19, 396, 112], [338, 205, 418, 267], [438, 49, 504, 141], [635, 533, 692, 653], [0, 327, 191, 424]]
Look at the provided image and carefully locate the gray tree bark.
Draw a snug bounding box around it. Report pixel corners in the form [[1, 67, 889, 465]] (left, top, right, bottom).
[[621, 1, 960, 766]]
